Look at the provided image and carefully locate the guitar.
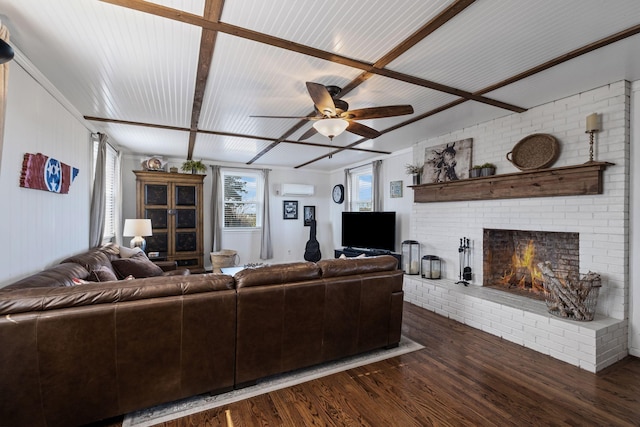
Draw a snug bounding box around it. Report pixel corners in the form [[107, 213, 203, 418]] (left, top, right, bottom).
[[304, 219, 321, 262]]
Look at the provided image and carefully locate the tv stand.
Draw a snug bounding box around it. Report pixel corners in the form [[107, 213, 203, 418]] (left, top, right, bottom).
[[335, 248, 401, 265]]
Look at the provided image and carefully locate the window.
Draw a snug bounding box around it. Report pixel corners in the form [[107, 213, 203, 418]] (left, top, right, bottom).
[[351, 167, 373, 211], [222, 170, 263, 228], [93, 140, 118, 242]]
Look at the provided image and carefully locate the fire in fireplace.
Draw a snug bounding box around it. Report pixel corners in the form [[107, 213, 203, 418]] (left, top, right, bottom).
[[483, 229, 579, 300]]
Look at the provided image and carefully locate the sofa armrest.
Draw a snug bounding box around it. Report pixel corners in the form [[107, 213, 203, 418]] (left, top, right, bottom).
[[163, 268, 190, 276], [153, 260, 177, 272], [155, 260, 191, 276]]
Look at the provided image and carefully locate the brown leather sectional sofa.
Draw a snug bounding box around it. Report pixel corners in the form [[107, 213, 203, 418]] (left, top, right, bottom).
[[0, 245, 403, 427]]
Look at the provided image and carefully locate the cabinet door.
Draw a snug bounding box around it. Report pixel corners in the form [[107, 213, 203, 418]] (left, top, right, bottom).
[[174, 185, 199, 266], [143, 184, 169, 258]]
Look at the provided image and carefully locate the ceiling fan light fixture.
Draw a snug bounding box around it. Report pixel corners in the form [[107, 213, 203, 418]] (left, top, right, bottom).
[[313, 118, 348, 140]]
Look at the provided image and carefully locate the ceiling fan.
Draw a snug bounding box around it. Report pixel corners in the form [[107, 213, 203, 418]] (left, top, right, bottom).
[[251, 82, 414, 140]]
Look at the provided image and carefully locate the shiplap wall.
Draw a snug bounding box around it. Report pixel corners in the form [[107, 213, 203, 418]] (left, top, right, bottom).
[[0, 63, 91, 286]]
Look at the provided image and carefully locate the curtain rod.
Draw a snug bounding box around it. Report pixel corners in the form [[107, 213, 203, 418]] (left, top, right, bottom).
[[211, 164, 272, 172], [345, 160, 374, 172]]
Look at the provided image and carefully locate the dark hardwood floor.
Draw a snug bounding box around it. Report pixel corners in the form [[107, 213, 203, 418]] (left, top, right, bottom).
[[95, 302, 640, 426]]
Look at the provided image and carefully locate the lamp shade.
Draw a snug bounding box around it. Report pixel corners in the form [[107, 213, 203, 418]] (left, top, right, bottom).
[[313, 118, 348, 139], [123, 219, 152, 237]]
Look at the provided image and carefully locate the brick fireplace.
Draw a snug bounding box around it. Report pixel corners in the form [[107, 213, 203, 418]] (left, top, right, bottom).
[[482, 229, 579, 300], [403, 82, 630, 373]]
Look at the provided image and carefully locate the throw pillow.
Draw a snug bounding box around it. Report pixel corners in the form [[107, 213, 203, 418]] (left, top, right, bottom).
[[118, 245, 144, 259], [88, 266, 119, 282], [111, 257, 164, 279]]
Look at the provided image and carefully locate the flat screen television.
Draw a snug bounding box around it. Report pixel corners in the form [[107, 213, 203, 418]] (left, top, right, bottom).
[[341, 211, 396, 252]]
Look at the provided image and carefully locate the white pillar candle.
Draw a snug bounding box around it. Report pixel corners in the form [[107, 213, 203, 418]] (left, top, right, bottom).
[[586, 113, 598, 132]]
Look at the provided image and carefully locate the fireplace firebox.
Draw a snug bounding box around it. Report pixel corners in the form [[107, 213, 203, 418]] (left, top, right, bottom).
[[483, 229, 579, 300]]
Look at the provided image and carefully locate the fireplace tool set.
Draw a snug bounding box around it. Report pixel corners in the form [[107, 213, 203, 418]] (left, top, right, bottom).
[[456, 237, 472, 286]]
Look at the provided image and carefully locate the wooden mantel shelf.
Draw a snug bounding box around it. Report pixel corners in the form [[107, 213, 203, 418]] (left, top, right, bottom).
[[410, 162, 612, 203]]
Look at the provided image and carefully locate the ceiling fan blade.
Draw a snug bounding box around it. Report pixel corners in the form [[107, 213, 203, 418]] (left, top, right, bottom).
[[298, 126, 318, 141], [250, 115, 315, 120], [341, 105, 414, 120], [306, 82, 336, 117], [346, 121, 381, 139]]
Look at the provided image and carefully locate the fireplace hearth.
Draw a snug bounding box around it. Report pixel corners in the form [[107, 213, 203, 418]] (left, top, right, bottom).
[[483, 229, 579, 300]]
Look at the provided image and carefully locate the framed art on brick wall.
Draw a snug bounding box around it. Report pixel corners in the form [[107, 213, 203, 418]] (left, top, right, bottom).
[[423, 138, 472, 183]]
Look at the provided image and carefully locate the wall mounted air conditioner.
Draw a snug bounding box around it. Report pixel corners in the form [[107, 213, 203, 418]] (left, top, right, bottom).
[[275, 183, 315, 197]]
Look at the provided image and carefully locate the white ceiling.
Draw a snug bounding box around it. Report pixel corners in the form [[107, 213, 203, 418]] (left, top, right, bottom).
[[1, 0, 640, 172]]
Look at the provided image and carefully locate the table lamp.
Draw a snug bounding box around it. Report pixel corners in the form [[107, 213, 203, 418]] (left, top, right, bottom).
[[123, 219, 152, 251]]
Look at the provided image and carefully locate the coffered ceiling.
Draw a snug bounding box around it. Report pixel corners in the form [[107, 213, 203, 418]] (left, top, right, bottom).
[[1, 0, 640, 171]]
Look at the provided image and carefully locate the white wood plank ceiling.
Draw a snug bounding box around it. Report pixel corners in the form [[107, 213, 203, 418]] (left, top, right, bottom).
[[1, 0, 640, 171]]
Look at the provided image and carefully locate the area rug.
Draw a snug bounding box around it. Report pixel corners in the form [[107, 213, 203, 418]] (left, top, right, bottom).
[[123, 336, 423, 427]]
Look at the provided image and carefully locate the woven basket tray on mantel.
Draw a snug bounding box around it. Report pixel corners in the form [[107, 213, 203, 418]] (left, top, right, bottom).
[[506, 133, 559, 171]]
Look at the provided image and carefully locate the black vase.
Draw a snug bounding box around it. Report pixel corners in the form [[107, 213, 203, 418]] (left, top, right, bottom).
[[412, 174, 421, 185]]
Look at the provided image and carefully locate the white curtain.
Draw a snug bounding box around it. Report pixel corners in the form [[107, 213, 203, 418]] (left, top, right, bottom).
[[114, 150, 123, 245], [89, 133, 107, 247], [0, 23, 10, 171], [260, 168, 273, 259], [210, 165, 222, 252], [344, 168, 352, 212], [372, 160, 382, 211]]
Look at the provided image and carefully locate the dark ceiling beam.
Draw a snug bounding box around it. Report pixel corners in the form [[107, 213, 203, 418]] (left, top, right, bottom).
[[99, 0, 640, 169], [245, 119, 309, 164], [186, 0, 224, 160], [248, 0, 477, 164], [83, 116, 389, 154], [100, 0, 523, 113], [295, 24, 640, 168], [476, 23, 640, 96], [339, 0, 477, 97], [84, 116, 191, 132], [295, 119, 419, 169], [197, 129, 391, 154]]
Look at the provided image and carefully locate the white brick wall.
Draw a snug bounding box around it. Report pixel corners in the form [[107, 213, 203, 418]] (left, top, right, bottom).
[[410, 81, 630, 319], [406, 82, 631, 371]]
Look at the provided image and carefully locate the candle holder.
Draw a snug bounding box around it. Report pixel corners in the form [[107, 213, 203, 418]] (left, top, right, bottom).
[[585, 130, 598, 163], [401, 240, 420, 275], [585, 113, 599, 163]]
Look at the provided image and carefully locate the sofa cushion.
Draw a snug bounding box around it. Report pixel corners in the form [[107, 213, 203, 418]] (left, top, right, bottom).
[[88, 266, 119, 282], [62, 249, 113, 272], [111, 256, 164, 279], [234, 262, 321, 289], [317, 255, 399, 278], [3, 263, 90, 290], [118, 245, 144, 258]]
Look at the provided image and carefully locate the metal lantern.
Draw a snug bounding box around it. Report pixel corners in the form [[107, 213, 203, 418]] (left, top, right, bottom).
[[401, 240, 420, 275], [422, 255, 441, 279]]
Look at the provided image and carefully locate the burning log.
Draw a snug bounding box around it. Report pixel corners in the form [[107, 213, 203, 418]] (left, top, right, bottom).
[[537, 261, 601, 321]]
